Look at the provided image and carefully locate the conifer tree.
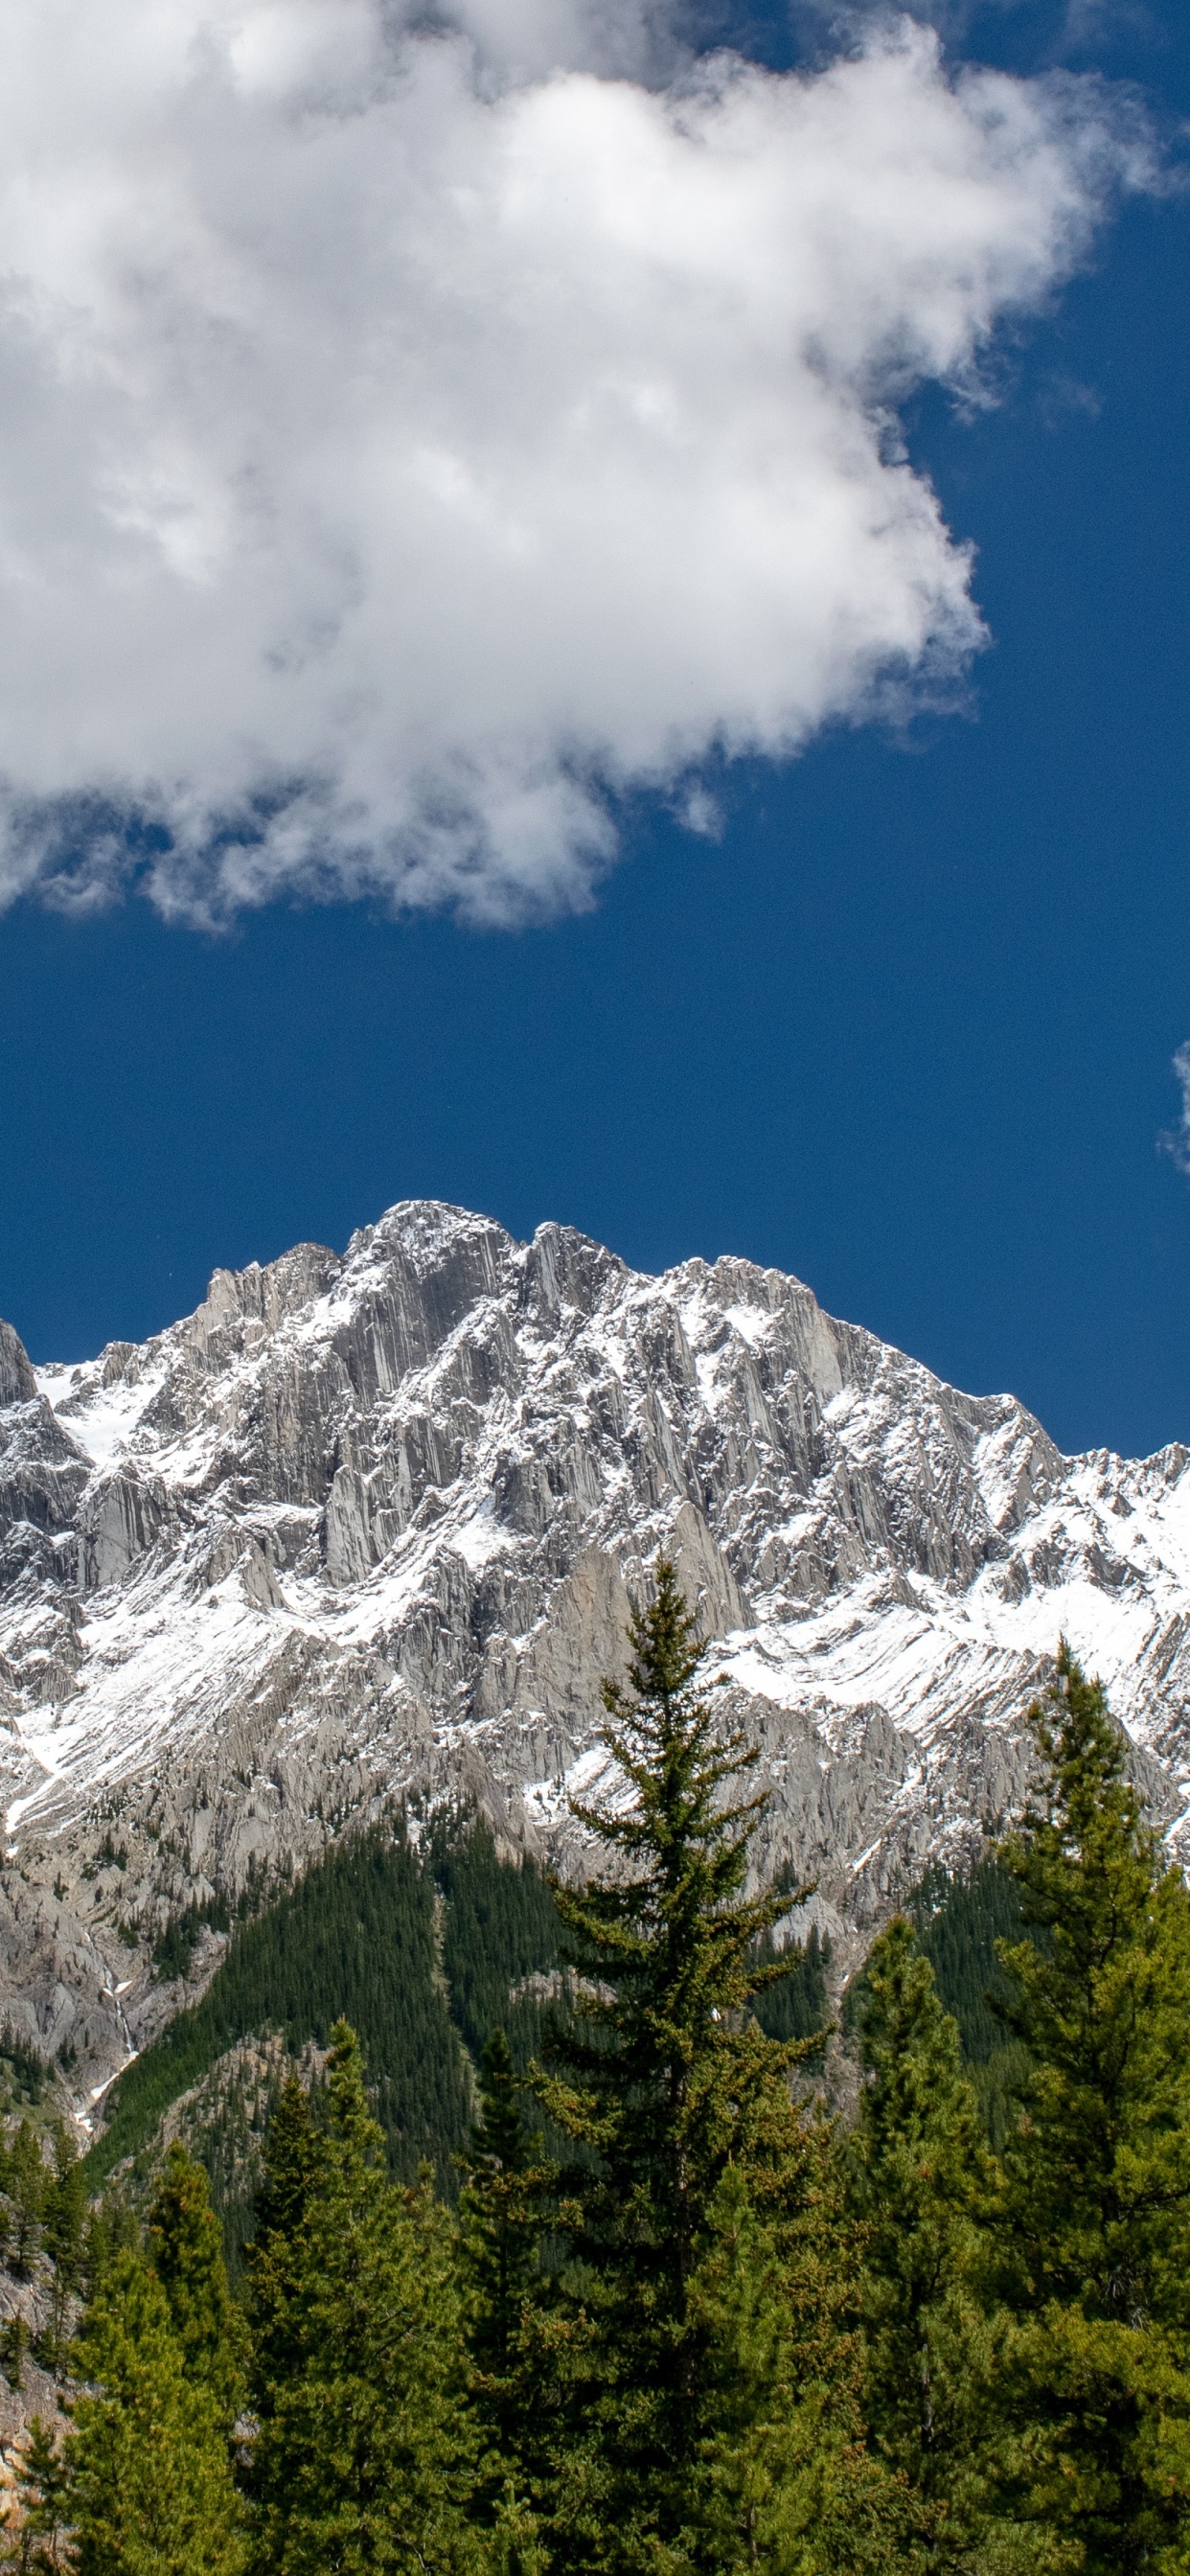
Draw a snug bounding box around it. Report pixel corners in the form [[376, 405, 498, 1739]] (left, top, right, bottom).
[[247, 2022, 481, 2574], [2, 2316, 27, 2392], [0, 2414, 69, 2570], [8, 2125, 43, 2276], [529, 1558, 897, 2571], [689, 2164, 905, 2575], [148, 2141, 245, 2428], [244, 2068, 321, 2422], [486, 2480, 549, 2576], [253, 2070, 318, 2246], [459, 2027, 553, 2463], [80, 2191, 141, 2305], [848, 1918, 997, 2569], [42, 2126, 86, 2375], [60, 2248, 245, 2574], [990, 1644, 1190, 2571]]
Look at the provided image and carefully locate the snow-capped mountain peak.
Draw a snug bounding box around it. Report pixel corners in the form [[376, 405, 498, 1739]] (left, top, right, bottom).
[[1, 1201, 1187, 2096]]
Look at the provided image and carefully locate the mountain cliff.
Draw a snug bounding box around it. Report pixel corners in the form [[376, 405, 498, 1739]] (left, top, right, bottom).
[[1, 1200, 1187, 2113]]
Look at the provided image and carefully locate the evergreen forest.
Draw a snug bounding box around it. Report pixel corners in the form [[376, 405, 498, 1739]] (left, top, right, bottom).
[[4, 1561, 1190, 2572]]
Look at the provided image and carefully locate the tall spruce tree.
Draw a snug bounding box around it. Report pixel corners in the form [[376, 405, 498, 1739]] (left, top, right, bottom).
[[253, 2070, 319, 2245], [460, 2027, 554, 2469], [529, 1558, 901, 2572], [245, 2067, 321, 2430], [42, 2125, 86, 2378], [148, 2141, 245, 2428], [247, 2022, 481, 2575], [990, 1643, 1190, 2572], [848, 1917, 998, 2569], [60, 2248, 245, 2575]]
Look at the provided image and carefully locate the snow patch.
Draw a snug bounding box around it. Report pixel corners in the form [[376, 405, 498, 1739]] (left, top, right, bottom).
[[36, 1361, 169, 1469]]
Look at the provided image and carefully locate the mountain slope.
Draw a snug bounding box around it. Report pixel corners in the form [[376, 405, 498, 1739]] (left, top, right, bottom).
[[0, 1200, 1187, 2112]]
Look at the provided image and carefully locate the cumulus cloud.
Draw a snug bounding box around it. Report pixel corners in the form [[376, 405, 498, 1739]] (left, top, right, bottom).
[[0, 0, 1153, 925]]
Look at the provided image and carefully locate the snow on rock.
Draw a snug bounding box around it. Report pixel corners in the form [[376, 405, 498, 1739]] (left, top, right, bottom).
[[0, 1198, 1187, 2100]]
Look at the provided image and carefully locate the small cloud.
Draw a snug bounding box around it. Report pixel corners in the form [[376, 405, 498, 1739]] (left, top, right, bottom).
[[1059, 0, 1159, 61], [1036, 369, 1103, 429], [1158, 1043, 1190, 1177], [676, 784, 723, 840]]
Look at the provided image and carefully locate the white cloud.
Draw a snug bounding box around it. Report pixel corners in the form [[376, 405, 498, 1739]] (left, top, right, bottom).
[[0, 1, 1152, 926], [1160, 1044, 1190, 1178]]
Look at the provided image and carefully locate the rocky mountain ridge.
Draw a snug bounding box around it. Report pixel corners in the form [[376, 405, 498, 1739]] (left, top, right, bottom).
[[1, 1199, 1188, 2114]]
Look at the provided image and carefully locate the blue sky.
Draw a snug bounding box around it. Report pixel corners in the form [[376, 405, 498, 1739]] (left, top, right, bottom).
[[1, 0, 1188, 1462]]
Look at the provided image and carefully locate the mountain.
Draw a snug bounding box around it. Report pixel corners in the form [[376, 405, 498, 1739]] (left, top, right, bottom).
[[1, 1199, 1188, 2115]]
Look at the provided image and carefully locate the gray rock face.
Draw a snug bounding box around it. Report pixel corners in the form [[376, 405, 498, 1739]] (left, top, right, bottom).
[[0, 1199, 1188, 2112], [0, 1322, 36, 1412]]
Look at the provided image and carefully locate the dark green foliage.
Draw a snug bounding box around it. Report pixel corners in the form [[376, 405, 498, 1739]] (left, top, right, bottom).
[[7, 2124, 45, 2275], [912, 1858, 1035, 2150], [461, 2030, 541, 2376], [81, 2190, 143, 2301], [751, 1922, 831, 2059], [61, 2249, 246, 2573], [148, 2144, 245, 2427], [848, 1919, 997, 2569], [172, 2051, 288, 2282], [689, 2162, 907, 2574], [40, 2125, 86, 2375], [432, 1817, 561, 2069], [0, 2024, 50, 2111], [2, 2315, 27, 2392], [987, 1644, 1190, 2570], [87, 1827, 471, 2192], [89, 1819, 565, 2226], [910, 1858, 1023, 2065], [528, 1559, 894, 2570], [151, 1894, 231, 1984], [20, 1612, 1190, 2576], [245, 2076, 322, 2518], [245, 2074, 320, 2415], [252, 2073, 318, 2251], [246, 2021, 481, 2575], [846, 1857, 1034, 2148], [460, 2027, 556, 2476], [540, 1563, 815, 2279]]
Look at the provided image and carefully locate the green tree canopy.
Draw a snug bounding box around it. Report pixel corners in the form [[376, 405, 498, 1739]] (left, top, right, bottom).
[[460, 2028, 554, 2447], [528, 1557, 900, 2571], [848, 1916, 998, 2569], [247, 2022, 481, 2575], [991, 1643, 1190, 2571], [148, 2142, 245, 2428], [61, 2249, 245, 2576]]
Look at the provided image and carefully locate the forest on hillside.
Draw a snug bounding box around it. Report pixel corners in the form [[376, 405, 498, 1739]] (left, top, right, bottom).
[[2, 1565, 1185, 2574], [84, 1791, 837, 2266]]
